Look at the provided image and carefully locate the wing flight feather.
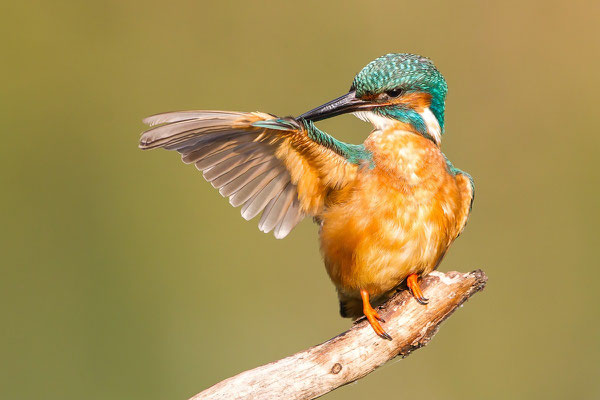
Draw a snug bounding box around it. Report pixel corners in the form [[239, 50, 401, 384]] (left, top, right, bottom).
[[140, 110, 362, 238]]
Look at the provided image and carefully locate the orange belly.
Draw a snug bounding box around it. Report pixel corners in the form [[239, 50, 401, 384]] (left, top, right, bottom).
[[319, 131, 466, 300]]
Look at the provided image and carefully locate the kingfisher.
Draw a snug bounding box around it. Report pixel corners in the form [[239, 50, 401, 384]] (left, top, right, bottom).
[[139, 53, 474, 340]]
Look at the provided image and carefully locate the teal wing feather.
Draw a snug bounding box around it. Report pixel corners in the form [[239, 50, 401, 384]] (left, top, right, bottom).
[[252, 118, 372, 165], [300, 120, 372, 166]]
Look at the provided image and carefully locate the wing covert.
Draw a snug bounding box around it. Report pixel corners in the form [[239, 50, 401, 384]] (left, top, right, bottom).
[[454, 171, 474, 236]]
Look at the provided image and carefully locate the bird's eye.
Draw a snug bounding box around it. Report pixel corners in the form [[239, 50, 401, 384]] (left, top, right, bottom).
[[385, 88, 404, 98]]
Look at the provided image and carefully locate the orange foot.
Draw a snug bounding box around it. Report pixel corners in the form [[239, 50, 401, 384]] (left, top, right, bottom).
[[360, 289, 392, 340], [407, 273, 429, 305]]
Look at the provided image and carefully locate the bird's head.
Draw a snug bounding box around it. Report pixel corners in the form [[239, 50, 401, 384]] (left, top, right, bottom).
[[299, 53, 448, 145]]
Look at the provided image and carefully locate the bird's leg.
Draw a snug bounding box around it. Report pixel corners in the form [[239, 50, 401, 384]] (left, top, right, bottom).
[[407, 273, 429, 305], [360, 289, 392, 340]]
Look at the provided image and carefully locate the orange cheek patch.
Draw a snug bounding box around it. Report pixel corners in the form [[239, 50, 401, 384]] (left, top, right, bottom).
[[358, 92, 432, 113], [393, 92, 432, 112]]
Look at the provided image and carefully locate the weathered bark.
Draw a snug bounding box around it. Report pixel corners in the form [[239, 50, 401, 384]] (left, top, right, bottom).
[[190, 270, 487, 400]]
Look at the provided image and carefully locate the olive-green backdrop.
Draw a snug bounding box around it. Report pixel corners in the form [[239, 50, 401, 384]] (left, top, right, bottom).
[[2, 1, 599, 399]]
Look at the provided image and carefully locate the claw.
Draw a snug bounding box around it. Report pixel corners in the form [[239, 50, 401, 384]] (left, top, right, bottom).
[[407, 273, 429, 304], [360, 289, 392, 340], [415, 296, 429, 305], [379, 331, 393, 341]]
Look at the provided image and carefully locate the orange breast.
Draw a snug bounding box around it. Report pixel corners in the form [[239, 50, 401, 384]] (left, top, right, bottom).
[[319, 128, 466, 299]]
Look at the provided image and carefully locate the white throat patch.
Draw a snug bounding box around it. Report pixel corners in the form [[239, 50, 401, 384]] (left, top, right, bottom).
[[353, 111, 397, 130], [354, 108, 442, 145], [419, 107, 442, 145]]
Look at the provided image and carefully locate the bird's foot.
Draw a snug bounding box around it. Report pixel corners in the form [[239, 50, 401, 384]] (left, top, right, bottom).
[[407, 273, 429, 305], [360, 289, 392, 340]]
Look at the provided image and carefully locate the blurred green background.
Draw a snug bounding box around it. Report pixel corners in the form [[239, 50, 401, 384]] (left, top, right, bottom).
[[2, 0, 599, 399]]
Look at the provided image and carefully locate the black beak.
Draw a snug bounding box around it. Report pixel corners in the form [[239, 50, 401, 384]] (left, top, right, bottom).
[[298, 90, 373, 122]]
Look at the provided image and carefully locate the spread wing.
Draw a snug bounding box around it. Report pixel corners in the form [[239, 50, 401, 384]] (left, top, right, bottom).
[[139, 111, 368, 239]]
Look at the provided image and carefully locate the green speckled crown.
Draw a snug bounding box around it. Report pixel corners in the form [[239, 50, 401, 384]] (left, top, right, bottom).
[[351, 53, 448, 133]]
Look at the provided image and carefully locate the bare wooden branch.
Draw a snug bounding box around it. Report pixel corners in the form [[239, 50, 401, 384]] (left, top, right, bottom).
[[190, 270, 487, 400]]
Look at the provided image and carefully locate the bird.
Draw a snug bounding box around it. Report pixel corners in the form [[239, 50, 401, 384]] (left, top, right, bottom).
[[139, 53, 474, 340]]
